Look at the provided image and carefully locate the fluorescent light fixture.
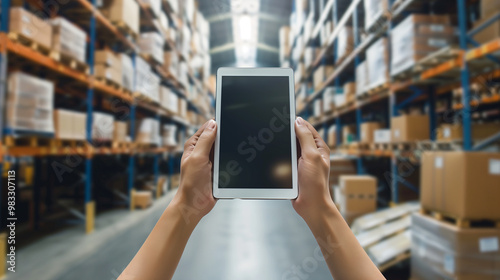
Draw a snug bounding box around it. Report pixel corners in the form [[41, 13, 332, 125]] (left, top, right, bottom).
[[239, 15, 252, 42]]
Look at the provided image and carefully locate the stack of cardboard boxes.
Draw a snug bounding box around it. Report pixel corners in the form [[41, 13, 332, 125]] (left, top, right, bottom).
[[472, 0, 500, 44], [9, 7, 52, 49], [391, 14, 457, 76], [366, 38, 389, 90], [413, 151, 500, 279], [50, 17, 87, 63], [92, 112, 114, 141], [136, 118, 160, 145], [95, 50, 123, 86], [138, 32, 165, 65], [99, 0, 140, 37], [436, 122, 500, 142], [53, 110, 87, 140], [364, 0, 388, 31], [335, 175, 377, 225], [7, 72, 55, 134]]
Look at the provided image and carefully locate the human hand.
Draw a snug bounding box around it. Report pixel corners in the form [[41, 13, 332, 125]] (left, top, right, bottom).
[[292, 117, 336, 226], [171, 119, 217, 224]]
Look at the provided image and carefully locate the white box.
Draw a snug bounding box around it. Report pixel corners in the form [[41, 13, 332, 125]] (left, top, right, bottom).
[[92, 112, 114, 140], [120, 53, 134, 91], [138, 32, 165, 64], [374, 129, 391, 143], [50, 17, 87, 63]]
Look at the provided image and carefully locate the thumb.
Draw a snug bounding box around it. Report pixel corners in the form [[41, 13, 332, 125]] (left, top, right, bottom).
[[295, 117, 317, 156], [193, 120, 217, 157]]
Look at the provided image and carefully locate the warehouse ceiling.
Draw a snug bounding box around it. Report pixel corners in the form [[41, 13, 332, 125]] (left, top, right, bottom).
[[198, 0, 292, 72]]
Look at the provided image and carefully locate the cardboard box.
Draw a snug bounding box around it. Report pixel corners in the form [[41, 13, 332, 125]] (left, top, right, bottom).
[[133, 190, 152, 209], [360, 122, 383, 144], [364, 0, 389, 30], [366, 38, 389, 90], [421, 151, 500, 220], [95, 50, 121, 68], [472, 13, 500, 45], [339, 175, 377, 220], [164, 51, 179, 76], [53, 109, 87, 140], [138, 32, 165, 64], [9, 7, 52, 49], [391, 114, 430, 142], [178, 98, 187, 118], [313, 99, 323, 118], [94, 64, 122, 86], [120, 54, 134, 91], [136, 118, 160, 145], [323, 87, 338, 113], [7, 72, 54, 133], [481, 0, 500, 19], [101, 0, 139, 35], [50, 17, 87, 63], [327, 125, 337, 148], [391, 14, 454, 76], [343, 82, 356, 104], [437, 122, 500, 141], [337, 26, 354, 60], [313, 65, 334, 90], [411, 212, 500, 280], [92, 112, 114, 140], [113, 121, 128, 142], [356, 61, 369, 96]]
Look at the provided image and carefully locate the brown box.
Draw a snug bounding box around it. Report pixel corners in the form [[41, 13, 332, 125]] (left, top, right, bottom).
[[437, 122, 500, 141], [94, 64, 122, 85], [411, 212, 500, 280], [339, 175, 377, 216], [53, 110, 72, 139], [95, 50, 121, 68], [421, 151, 500, 220], [343, 82, 356, 103], [113, 121, 128, 142], [133, 190, 152, 209], [313, 65, 334, 90], [327, 125, 337, 148], [391, 114, 430, 142], [100, 0, 139, 35], [9, 7, 52, 49], [473, 13, 500, 45], [481, 0, 500, 19], [361, 122, 383, 144]]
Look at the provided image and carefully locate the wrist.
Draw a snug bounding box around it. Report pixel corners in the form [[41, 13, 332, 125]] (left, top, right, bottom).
[[164, 196, 203, 230], [305, 201, 342, 237]]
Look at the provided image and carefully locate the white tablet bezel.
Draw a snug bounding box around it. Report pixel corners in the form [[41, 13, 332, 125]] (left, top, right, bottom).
[[213, 67, 298, 199]]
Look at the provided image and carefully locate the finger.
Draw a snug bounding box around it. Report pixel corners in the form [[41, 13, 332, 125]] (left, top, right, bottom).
[[294, 117, 319, 157], [303, 121, 330, 160], [192, 119, 217, 157], [183, 121, 210, 158]]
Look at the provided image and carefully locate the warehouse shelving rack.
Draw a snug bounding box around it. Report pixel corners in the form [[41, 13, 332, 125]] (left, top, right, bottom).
[[291, 0, 500, 205], [0, 0, 213, 234]]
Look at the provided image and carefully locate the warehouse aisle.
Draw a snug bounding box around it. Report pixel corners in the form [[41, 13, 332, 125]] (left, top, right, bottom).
[[12, 192, 331, 280]]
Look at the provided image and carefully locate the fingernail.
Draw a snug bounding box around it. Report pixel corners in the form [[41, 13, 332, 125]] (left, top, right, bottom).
[[296, 117, 303, 125], [208, 120, 216, 130]]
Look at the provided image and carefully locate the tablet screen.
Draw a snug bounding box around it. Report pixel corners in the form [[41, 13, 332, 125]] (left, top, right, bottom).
[[218, 76, 292, 189]]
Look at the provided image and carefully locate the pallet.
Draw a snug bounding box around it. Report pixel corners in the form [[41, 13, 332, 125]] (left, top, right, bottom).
[[417, 140, 463, 151], [50, 51, 89, 75], [371, 143, 392, 151], [336, 100, 355, 111], [8, 32, 53, 57], [420, 208, 500, 228], [378, 251, 411, 272], [4, 135, 86, 148], [112, 141, 132, 150], [389, 142, 417, 151], [96, 77, 127, 93], [392, 47, 462, 82]]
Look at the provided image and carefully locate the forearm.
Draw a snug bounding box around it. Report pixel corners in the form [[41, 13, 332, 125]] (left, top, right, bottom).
[[119, 199, 199, 280], [307, 204, 385, 280]]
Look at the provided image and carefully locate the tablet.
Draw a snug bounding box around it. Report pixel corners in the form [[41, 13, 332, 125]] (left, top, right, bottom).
[[213, 68, 298, 199]]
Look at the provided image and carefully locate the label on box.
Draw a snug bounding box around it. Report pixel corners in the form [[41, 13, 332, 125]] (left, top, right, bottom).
[[22, 27, 33, 36], [435, 157, 444, 169], [443, 127, 451, 138], [428, 38, 448, 48], [22, 15, 30, 23], [479, 237, 499, 253], [394, 129, 400, 139], [489, 159, 500, 175], [444, 254, 455, 273], [429, 24, 445, 32]]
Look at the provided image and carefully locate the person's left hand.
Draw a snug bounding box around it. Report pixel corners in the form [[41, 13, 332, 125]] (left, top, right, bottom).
[[171, 120, 217, 223]]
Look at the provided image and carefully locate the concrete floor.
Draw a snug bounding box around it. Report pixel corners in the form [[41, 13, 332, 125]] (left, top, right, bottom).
[[9, 190, 332, 280]]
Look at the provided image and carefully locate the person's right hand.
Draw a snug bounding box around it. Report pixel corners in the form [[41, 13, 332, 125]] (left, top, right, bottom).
[[292, 117, 336, 226]]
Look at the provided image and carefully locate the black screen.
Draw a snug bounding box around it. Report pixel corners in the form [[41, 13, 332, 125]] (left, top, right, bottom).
[[218, 76, 293, 189]]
